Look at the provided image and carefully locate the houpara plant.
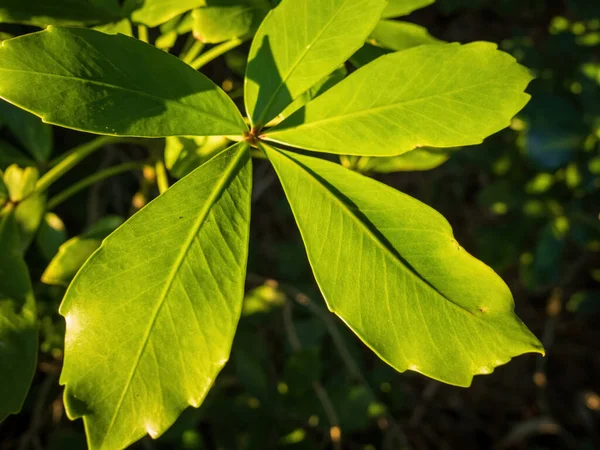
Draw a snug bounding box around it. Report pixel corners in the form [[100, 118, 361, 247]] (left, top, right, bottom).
[[0, 0, 544, 448]]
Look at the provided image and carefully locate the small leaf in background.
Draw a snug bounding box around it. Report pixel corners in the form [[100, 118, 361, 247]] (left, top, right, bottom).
[[14, 192, 46, 253], [93, 18, 133, 36], [165, 136, 229, 179], [0, 100, 53, 162], [242, 281, 285, 316], [60, 143, 252, 449], [0, 0, 121, 26], [0, 27, 247, 138], [0, 205, 38, 422], [192, 0, 271, 44], [3, 164, 38, 202], [567, 290, 600, 315], [264, 145, 544, 387], [127, 0, 206, 27], [245, 0, 388, 127], [2, 165, 46, 251], [382, 0, 435, 18], [369, 20, 442, 52], [35, 213, 68, 261], [358, 147, 452, 173], [42, 216, 124, 287], [266, 43, 533, 156]]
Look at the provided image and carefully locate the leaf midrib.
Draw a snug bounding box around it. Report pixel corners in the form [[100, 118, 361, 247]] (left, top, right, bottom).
[[100, 144, 248, 445], [254, 0, 354, 126], [267, 78, 524, 134], [267, 146, 476, 317], [0, 68, 244, 132]]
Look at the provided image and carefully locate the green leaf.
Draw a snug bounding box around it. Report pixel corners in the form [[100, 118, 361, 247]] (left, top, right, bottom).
[[382, 0, 435, 18], [192, 0, 271, 44], [36, 212, 68, 261], [245, 0, 388, 127], [0, 205, 38, 422], [14, 192, 46, 253], [93, 18, 133, 36], [0, 27, 247, 138], [280, 66, 347, 119], [156, 14, 194, 50], [265, 42, 533, 156], [360, 148, 452, 173], [263, 144, 544, 387], [164, 136, 229, 179], [42, 216, 124, 287], [3, 165, 38, 202], [369, 20, 442, 51], [0, 0, 121, 26], [0, 100, 53, 162], [59, 142, 252, 450], [127, 0, 207, 27]]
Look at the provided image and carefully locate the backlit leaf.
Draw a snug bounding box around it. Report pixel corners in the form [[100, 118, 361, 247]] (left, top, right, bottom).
[[361, 147, 451, 173], [127, 0, 207, 27], [263, 144, 544, 387], [59, 143, 252, 449], [369, 20, 441, 51], [0, 27, 246, 138], [382, 0, 435, 18], [42, 216, 124, 287], [192, 0, 271, 44], [265, 43, 532, 156], [245, 0, 387, 127], [36, 212, 68, 261]]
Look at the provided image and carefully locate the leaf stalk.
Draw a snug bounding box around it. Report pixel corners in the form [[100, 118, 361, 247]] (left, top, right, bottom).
[[36, 136, 127, 195], [47, 162, 145, 210], [189, 37, 247, 70]]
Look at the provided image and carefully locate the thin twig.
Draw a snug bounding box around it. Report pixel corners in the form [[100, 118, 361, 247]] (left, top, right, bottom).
[[181, 40, 204, 64], [18, 373, 57, 450], [137, 25, 149, 44], [251, 274, 411, 450], [154, 160, 169, 194], [47, 162, 144, 210], [283, 300, 342, 450]]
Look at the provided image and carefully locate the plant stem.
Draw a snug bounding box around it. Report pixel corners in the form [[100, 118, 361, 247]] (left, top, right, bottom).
[[138, 25, 149, 43], [47, 162, 145, 210], [36, 136, 125, 195], [189, 37, 247, 70], [182, 40, 204, 64], [155, 160, 169, 194]]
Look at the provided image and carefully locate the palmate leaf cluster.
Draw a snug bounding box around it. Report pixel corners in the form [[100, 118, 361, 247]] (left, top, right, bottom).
[[0, 0, 544, 449]]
